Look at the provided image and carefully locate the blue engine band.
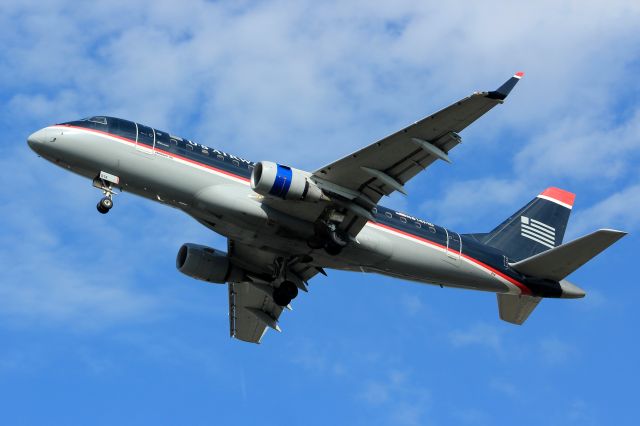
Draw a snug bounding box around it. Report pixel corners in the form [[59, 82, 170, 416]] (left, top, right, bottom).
[[270, 164, 293, 198]]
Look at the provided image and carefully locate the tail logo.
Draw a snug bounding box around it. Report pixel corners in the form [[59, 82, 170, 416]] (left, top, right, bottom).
[[520, 216, 555, 248]]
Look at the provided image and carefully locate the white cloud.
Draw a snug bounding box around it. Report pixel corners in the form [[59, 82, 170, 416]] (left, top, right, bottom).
[[360, 381, 390, 405], [489, 378, 520, 399], [400, 293, 424, 316], [3, 0, 638, 163], [420, 178, 530, 228], [569, 399, 597, 425], [514, 111, 640, 183], [0, 147, 218, 330], [449, 322, 505, 353], [358, 369, 431, 426], [569, 183, 640, 236], [538, 337, 577, 365], [452, 407, 491, 425]]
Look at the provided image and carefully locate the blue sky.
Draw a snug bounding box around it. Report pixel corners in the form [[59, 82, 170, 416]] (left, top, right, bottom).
[[1, 1, 639, 424]]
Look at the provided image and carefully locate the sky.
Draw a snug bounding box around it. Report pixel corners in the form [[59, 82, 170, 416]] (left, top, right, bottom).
[[1, 1, 639, 424]]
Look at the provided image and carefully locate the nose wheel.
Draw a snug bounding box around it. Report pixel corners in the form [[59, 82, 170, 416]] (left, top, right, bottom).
[[97, 197, 113, 214], [93, 174, 117, 215]]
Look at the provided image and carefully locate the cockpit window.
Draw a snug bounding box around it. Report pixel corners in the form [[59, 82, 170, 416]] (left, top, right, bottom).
[[60, 116, 109, 130], [88, 116, 107, 125]]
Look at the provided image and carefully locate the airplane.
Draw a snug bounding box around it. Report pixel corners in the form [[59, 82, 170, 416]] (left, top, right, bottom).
[[27, 72, 626, 343]]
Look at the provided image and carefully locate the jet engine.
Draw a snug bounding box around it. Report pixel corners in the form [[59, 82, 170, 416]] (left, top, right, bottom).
[[176, 243, 242, 284], [251, 161, 325, 202]]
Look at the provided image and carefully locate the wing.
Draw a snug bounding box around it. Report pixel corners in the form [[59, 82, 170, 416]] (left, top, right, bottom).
[[229, 281, 283, 343], [227, 239, 321, 344], [313, 73, 524, 235]]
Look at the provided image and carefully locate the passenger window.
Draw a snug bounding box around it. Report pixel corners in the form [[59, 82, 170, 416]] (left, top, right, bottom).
[[186, 144, 194, 151], [155, 130, 170, 147], [429, 226, 436, 233], [217, 155, 224, 161], [400, 217, 407, 224], [415, 222, 421, 228], [232, 160, 240, 167], [385, 212, 392, 219], [201, 148, 209, 155], [372, 207, 377, 214]]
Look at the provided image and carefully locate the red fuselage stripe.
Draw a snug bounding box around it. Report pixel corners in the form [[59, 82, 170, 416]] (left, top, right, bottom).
[[369, 222, 532, 295]]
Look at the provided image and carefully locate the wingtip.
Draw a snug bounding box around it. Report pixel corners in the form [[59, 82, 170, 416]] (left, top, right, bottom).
[[599, 229, 629, 237], [486, 72, 524, 100]]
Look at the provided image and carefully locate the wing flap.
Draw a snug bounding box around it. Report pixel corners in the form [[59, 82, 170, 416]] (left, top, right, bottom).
[[229, 281, 283, 344], [226, 240, 321, 344]]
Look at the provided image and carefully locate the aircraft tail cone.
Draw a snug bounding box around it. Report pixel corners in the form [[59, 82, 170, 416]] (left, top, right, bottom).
[[559, 279, 586, 299]]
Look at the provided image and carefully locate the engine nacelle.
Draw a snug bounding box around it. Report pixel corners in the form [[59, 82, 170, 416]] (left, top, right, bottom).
[[176, 243, 242, 284], [251, 161, 324, 202]]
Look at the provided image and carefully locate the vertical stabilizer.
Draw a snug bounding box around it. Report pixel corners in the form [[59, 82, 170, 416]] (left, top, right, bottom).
[[482, 187, 575, 261]]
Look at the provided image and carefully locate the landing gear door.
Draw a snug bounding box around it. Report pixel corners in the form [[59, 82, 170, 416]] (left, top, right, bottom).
[[135, 123, 155, 154], [446, 229, 462, 260]]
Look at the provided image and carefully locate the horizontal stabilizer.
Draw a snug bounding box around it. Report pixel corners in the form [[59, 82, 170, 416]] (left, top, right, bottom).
[[509, 229, 627, 281], [497, 293, 541, 325]]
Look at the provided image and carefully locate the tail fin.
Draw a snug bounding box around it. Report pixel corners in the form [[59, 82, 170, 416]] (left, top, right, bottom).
[[481, 187, 575, 261]]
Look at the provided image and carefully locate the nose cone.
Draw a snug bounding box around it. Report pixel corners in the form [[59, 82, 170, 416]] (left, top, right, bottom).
[[27, 128, 48, 152], [559, 279, 586, 299]]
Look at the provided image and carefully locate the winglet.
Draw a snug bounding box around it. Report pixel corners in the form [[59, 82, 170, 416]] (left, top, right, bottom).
[[486, 72, 525, 101]]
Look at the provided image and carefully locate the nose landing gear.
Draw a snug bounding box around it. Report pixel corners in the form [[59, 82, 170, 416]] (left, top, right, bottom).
[[93, 173, 118, 214]]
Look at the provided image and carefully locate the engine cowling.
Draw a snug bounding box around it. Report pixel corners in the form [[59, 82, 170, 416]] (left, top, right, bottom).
[[251, 161, 324, 202], [176, 243, 241, 284]]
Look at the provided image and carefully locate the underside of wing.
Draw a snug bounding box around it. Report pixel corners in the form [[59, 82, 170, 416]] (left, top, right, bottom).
[[227, 239, 320, 344], [229, 281, 283, 343]]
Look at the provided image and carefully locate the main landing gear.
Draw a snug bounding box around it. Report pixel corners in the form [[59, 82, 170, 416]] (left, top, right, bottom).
[[272, 280, 299, 307], [307, 218, 349, 256], [269, 257, 305, 307]]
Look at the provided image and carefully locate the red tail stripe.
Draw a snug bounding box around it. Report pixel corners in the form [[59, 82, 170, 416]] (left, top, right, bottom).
[[540, 187, 575, 207]]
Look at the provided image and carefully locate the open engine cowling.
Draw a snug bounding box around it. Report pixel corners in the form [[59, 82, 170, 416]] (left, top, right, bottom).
[[176, 243, 240, 284], [251, 161, 324, 202]]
